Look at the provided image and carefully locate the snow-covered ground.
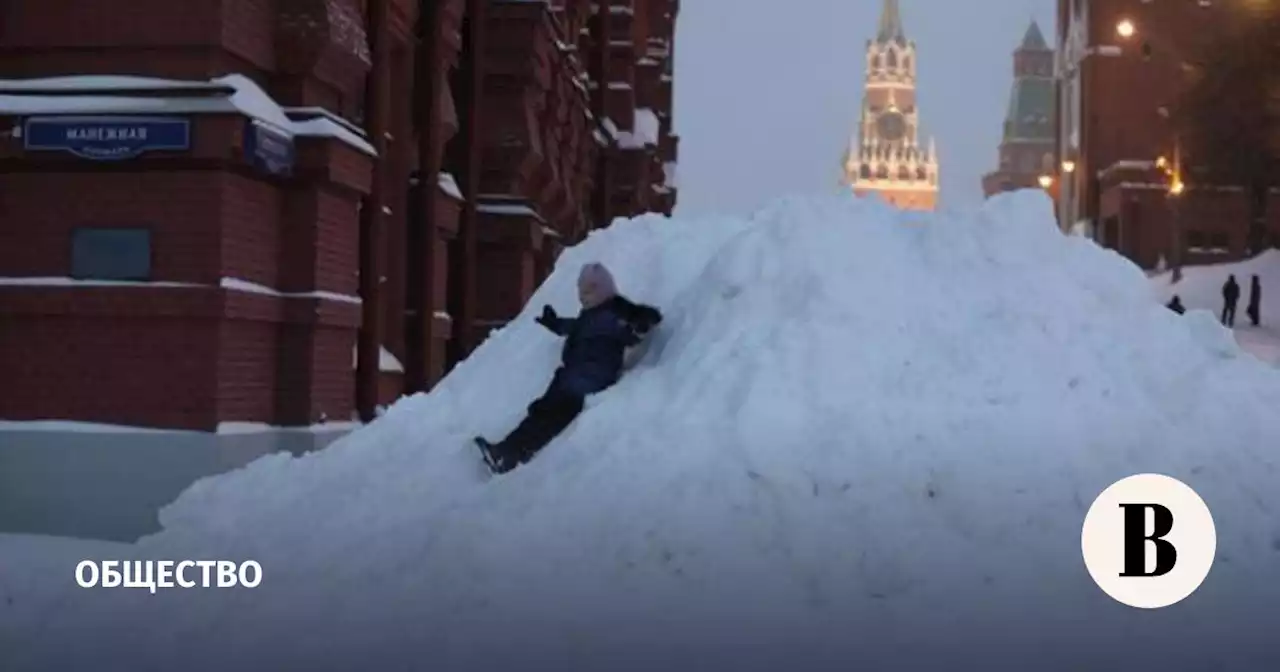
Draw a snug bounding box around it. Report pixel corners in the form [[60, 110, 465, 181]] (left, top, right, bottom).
[[1151, 249, 1280, 367], [0, 535, 130, 652], [3, 190, 1280, 671]]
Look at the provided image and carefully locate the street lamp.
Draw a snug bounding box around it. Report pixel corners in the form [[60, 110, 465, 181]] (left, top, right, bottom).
[[1061, 160, 1076, 174], [1160, 138, 1186, 283], [1038, 174, 1053, 189], [1114, 17, 1194, 278]]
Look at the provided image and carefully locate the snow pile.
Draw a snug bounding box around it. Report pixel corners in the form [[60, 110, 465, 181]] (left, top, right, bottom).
[[1151, 249, 1280, 365], [7, 190, 1280, 671]]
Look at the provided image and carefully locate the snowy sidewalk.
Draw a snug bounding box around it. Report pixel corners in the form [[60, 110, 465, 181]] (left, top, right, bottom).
[[1234, 325, 1280, 366], [1149, 249, 1280, 367]]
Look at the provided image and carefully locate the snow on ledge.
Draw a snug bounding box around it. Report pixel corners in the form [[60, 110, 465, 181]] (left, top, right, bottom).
[[663, 161, 678, 188], [0, 75, 225, 94], [438, 172, 463, 200], [0, 420, 361, 435], [351, 345, 404, 373], [616, 108, 660, 149], [478, 202, 546, 223], [0, 277, 201, 288], [0, 74, 376, 156], [214, 421, 360, 435], [0, 276, 362, 304], [218, 278, 361, 304]]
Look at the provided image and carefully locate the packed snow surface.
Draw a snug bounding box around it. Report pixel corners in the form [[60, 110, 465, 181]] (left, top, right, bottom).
[[0, 535, 130, 647], [7, 191, 1280, 671]]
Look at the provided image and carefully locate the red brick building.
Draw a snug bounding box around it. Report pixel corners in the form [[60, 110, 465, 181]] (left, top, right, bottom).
[[0, 0, 680, 538], [1052, 0, 1280, 269], [982, 21, 1055, 197]]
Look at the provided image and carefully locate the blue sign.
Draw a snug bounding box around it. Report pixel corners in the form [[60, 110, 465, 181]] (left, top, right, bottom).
[[23, 116, 191, 160], [245, 121, 295, 177]]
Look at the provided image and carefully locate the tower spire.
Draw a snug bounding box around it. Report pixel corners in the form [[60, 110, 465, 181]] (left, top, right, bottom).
[[1019, 20, 1048, 51], [877, 0, 906, 44]]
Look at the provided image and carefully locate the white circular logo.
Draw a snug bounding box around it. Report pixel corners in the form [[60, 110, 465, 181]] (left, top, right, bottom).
[[1080, 473, 1217, 609]]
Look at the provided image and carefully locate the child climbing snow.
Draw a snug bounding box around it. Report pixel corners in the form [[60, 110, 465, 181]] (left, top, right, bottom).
[[474, 262, 663, 474]]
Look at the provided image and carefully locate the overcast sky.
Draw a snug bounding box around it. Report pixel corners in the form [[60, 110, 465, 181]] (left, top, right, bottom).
[[672, 0, 1056, 216]]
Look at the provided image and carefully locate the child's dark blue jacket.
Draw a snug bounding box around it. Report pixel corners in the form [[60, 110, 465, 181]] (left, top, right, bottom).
[[538, 296, 662, 396]]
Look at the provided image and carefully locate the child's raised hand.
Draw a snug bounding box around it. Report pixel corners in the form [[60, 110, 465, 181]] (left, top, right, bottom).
[[536, 304, 559, 330]]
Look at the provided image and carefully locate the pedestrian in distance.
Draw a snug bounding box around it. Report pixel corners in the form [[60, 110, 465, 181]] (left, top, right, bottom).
[[1222, 274, 1240, 327], [1246, 274, 1261, 327], [1167, 295, 1186, 315], [474, 262, 663, 475]]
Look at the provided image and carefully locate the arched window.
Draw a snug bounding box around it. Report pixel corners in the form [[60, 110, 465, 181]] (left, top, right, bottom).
[[876, 164, 890, 180], [871, 55, 881, 69], [897, 166, 911, 180], [859, 164, 871, 179], [916, 167, 927, 181], [887, 50, 898, 68], [903, 56, 912, 71]]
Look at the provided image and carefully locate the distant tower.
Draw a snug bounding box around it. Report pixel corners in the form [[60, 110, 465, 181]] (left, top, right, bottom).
[[981, 21, 1056, 197], [843, 0, 939, 211]]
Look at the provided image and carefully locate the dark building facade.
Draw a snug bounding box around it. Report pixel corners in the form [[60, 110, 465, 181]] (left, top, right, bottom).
[[0, 0, 680, 539], [0, 0, 679, 431], [1052, 0, 1279, 269], [982, 21, 1055, 197]]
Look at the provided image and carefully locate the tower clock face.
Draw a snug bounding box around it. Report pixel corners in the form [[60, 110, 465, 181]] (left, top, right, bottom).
[[877, 112, 906, 141]]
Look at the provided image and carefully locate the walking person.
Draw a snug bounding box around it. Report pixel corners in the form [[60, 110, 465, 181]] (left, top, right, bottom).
[[1167, 295, 1186, 315], [474, 262, 663, 474], [1246, 274, 1262, 327], [1222, 274, 1241, 327]]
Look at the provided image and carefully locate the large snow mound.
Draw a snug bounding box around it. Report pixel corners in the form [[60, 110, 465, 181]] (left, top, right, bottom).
[[8, 190, 1280, 671]]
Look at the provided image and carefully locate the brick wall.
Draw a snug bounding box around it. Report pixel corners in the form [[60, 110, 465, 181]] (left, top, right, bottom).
[[217, 312, 280, 423], [0, 172, 225, 283], [0, 0, 221, 50], [222, 173, 285, 288], [0, 289, 222, 429], [0, 0, 375, 431], [1075, 0, 1227, 233], [1101, 183, 1264, 269], [312, 188, 362, 295], [221, 0, 278, 71]]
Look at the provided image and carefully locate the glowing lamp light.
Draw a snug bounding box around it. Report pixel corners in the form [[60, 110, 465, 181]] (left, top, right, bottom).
[[1170, 179, 1185, 196], [1061, 160, 1076, 173], [1155, 156, 1168, 169], [1116, 19, 1136, 39], [1038, 174, 1053, 189]]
